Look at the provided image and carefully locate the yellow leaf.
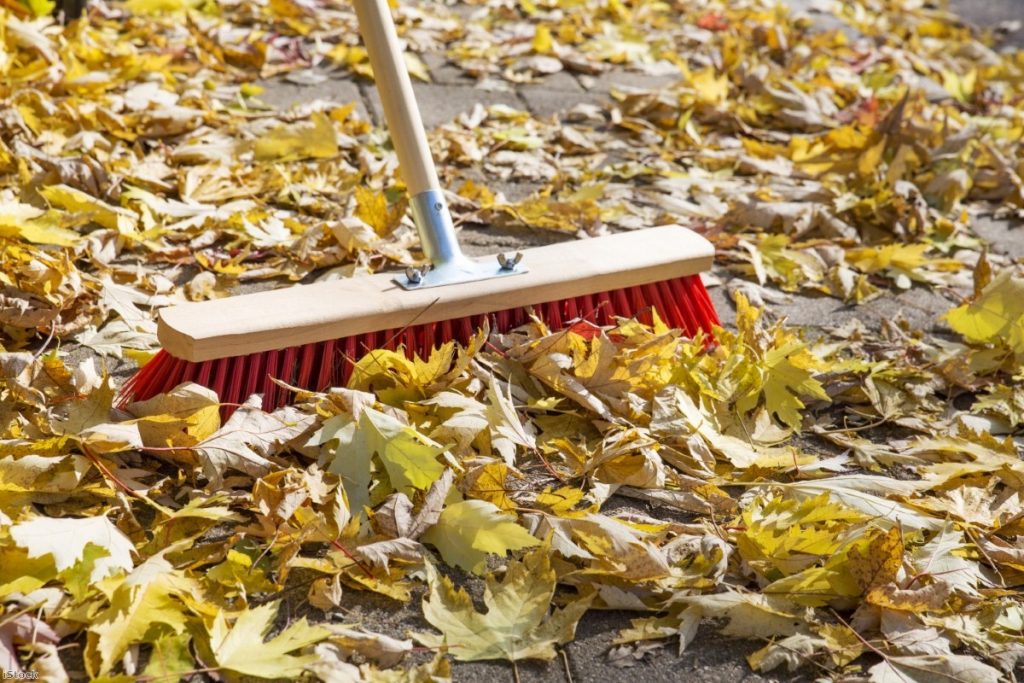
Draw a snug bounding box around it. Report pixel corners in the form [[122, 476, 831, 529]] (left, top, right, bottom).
[[204, 602, 329, 678], [0, 201, 79, 246], [691, 68, 728, 104], [354, 186, 407, 237], [359, 408, 447, 494], [421, 499, 539, 574], [414, 547, 592, 660], [125, 0, 202, 14], [253, 112, 338, 162], [464, 462, 518, 511], [38, 184, 137, 235], [533, 25, 554, 54], [128, 382, 221, 457], [404, 53, 431, 82], [847, 526, 903, 593], [85, 560, 195, 676], [945, 270, 1024, 361]]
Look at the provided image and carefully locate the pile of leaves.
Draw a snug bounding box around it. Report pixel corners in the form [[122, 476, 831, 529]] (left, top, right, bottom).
[[1, 0, 1024, 680]]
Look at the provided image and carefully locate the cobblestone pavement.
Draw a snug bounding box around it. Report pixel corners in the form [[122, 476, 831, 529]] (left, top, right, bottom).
[[257, 2, 1024, 681]]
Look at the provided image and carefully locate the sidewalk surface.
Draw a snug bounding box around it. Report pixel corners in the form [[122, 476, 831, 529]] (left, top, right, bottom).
[[250, 2, 1024, 681]]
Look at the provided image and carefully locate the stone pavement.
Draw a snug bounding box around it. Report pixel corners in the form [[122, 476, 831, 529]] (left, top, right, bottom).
[[257, 2, 1024, 681]]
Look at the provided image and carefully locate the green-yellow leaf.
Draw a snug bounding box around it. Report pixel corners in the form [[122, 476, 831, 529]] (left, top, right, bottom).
[[205, 601, 329, 678], [85, 557, 194, 676], [421, 499, 539, 574], [253, 112, 338, 161], [359, 408, 447, 494], [945, 269, 1024, 361], [414, 547, 592, 661], [38, 184, 137, 235]]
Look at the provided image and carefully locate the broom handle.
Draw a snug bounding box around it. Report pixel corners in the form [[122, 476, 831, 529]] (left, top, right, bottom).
[[353, 0, 465, 267]]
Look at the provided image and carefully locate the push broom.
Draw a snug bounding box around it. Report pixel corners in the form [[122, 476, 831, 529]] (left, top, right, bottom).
[[119, 0, 720, 412]]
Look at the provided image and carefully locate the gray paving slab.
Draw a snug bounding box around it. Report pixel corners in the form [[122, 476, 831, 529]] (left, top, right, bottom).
[[255, 74, 367, 118], [421, 50, 477, 85], [518, 71, 602, 118], [578, 67, 683, 95], [971, 213, 1024, 259], [363, 81, 524, 128], [949, 0, 1024, 48]]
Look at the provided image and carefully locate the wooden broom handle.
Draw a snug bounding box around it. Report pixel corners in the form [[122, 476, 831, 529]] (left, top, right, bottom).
[[352, 0, 440, 196]]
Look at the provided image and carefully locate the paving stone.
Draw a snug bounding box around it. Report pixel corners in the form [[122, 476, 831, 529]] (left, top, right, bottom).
[[578, 67, 683, 95], [255, 75, 368, 118], [362, 82, 523, 128], [949, 0, 1024, 49], [518, 71, 604, 118], [421, 50, 476, 85], [971, 213, 1024, 259], [711, 268, 958, 335]]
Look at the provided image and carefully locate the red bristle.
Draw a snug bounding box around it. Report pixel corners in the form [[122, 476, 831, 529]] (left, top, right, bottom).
[[119, 275, 719, 415], [263, 350, 281, 409], [295, 343, 315, 389], [226, 355, 245, 405], [195, 360, 212, 387], [281, 347, 298, 385], [242, 353, 263, 403], [316, 340, 336, 391], [212, 357, 229, 399]]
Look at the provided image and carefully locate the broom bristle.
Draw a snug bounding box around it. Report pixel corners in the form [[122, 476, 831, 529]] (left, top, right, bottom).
[[119, 274, 718, 414]]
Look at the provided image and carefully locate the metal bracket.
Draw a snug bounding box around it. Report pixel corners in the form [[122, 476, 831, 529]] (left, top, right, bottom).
[[394, 189, 529, 290], [394, 255, 528, 290]]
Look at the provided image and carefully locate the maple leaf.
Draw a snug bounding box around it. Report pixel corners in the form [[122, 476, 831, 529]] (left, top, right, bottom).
[[202, 602, 329, 678], [84, 555, 196, 676], [414, 547, 593, 661], [357, 408, 447, 495], [945, 269, 1024, 361], [129, 382, 220, 455], [421, 499, 539, 574], [253, 112, 339, 162], [193, 396, 314, 484], [10, 515, 135, 582], [354, 186, 407, 237], [868, 654, 1001, 683]]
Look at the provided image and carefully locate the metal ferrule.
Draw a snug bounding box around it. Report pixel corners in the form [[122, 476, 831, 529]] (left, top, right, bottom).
[[410, 189, 467, 267]]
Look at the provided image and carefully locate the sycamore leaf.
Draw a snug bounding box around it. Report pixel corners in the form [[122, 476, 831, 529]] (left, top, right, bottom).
[[354, 186, 406, 237], [193, 396, 314, 484], [205, 602, 329, 678], [358, 408, 447, 495], [868, 654, 1002, 683], [414, 547, 593, 661], [676, 592, 803, 639], [129, 382, 220, 454], [141, 633, 193, 682], [253, 112, 338, 161], [848, 527, 903, 593], [85, 556, 195, 676], [38, 184, 137, 235], [945, 270, 1024, 360], [10, 515, 134, 582], [0, 200, 77, 246], [909, 524, 984, 597], [421, 499, 539, 574]]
